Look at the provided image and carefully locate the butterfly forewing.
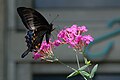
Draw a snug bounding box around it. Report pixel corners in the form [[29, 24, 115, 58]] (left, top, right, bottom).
[[17, 7, 49, 30]]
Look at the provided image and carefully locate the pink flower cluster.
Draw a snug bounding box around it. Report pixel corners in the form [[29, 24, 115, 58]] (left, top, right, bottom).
[[57, 25, 94, 51], [33, 40, 54, 60], [33, 25, 94, 60]]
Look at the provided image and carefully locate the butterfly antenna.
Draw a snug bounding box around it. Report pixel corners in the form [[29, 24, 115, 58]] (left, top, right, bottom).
[[50, 14, 59, 23]]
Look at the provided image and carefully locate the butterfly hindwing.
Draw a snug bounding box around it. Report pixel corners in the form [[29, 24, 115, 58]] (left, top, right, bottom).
[[32, 30, 47, 50]]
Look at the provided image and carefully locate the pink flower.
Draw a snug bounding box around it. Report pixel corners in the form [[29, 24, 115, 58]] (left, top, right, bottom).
[[57, 24, 94, 51], [81, 35, 94, 45], [57, 30, 65, 40], [53, 40, 62, 46], [33, 40, 55, 61], [33, 52, 41, 60], [78, 25, 88, 32], [76, 35, 82, 43]]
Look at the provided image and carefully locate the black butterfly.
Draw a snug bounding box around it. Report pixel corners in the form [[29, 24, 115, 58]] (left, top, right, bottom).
[[17, 7, 54, 58]]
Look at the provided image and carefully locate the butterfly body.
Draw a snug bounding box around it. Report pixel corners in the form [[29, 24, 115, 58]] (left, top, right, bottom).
[[17, 7, 54, 58]]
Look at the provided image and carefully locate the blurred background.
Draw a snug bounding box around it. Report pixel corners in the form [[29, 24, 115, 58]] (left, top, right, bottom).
[[0, 0, 120, 80]]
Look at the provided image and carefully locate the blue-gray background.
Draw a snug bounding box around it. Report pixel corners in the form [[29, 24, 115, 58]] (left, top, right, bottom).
[[0, 0, 120, 80]]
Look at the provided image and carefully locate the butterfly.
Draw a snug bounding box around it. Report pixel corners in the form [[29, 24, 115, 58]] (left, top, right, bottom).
[[17, 7, 54, 58]]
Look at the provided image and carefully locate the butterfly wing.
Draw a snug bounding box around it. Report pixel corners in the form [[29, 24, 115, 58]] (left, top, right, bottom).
[[17, 7, 50, 30], [21, 48, 31, 58], [32, 30, 47, 50], [17, 7, 53, 58], [21, 30, 47, 58]]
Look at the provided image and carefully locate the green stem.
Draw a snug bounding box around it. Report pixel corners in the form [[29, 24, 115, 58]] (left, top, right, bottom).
[[76, 54, 80, 69], [55, 58, 77, 71], [74, 49, 93, 80], [73, 49, 81, 69], [82, 53, 93, 80], [87, 67, 92, 80]]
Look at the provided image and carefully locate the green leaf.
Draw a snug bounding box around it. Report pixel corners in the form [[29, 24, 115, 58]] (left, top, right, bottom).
[[83, 76, 88, 80], [78, 65, 89, 71], [84, 57, 88, 64], [86, 61, 91, 65], [90, 64, 98, 78], [80, 71, 90, 77], [67, 70, 80, 78], [84, 57, 91, 65]]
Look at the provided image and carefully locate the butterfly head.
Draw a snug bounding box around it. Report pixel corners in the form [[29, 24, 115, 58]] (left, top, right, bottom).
[[50, 23, 54, 31]]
